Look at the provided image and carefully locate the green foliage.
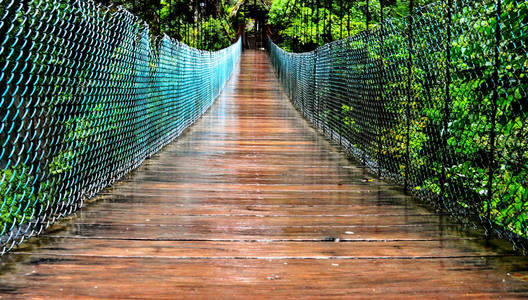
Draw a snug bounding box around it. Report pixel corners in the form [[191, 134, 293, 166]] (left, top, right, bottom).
[[0, 166, 39, 234], [98, 0, 238, 50], [202, 16, 235, 50], [269, 0, 437, 52], [271, 0, 528, 242], [337, 0, 527, 239]]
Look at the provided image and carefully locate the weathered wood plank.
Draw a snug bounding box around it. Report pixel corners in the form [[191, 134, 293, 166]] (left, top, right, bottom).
[[42, 223, 472, 242], [61, 203, 435, 217], [1, 257, 528, 299], [12, 239, 520, 258]]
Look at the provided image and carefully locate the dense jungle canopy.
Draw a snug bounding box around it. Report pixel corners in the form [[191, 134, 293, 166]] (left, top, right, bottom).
[[98, 0, 437, 51]]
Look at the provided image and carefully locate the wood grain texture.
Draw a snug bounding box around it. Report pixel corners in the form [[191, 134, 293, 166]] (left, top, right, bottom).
[[1, 50, 527, 299]]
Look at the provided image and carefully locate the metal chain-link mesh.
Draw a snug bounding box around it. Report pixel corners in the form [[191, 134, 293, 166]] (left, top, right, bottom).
[[0, 0, 241, 255], [269, 0, 528, 250]]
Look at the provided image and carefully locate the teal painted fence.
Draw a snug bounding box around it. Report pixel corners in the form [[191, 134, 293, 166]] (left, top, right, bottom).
[[0, 0, 241, 254]]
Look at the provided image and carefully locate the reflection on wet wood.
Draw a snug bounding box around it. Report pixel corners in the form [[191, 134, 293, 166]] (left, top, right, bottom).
[[1, 50, 528, 299]]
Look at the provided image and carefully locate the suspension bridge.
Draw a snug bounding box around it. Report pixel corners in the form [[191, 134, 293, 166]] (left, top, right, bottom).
[[1, 0, 528, 298]]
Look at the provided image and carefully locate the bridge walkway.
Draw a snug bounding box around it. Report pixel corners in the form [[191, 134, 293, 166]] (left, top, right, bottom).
[[0, 50, 527, 299]]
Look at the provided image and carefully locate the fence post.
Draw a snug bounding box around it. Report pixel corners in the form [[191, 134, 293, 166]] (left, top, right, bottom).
[[337, 44, 343, 147], [376, 0, 384, 178], [313, 49, 317, 126], [361, 31, 369, 166], [487, 0, 501, 233], [329, 44, 333, 141], [300, 58, 305, 117], [404, 0, 414, 193], [441, 0, 453, 211]]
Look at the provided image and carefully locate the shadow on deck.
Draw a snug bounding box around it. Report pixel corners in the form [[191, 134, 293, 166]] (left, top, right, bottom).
[[1, 50, 528, 299]]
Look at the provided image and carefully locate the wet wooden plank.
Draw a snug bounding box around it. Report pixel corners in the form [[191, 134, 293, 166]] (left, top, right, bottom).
[[56, 215, 446, 226], [1, 50, 528, 298], [12, 239, 520, 258], [43, 222, 472, 242], [63, 203, 435, 217], [1, 256, 528, 299]]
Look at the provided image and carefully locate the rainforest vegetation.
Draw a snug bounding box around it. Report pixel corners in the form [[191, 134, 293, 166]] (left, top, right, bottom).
[[94, 0, 273, 51], [268, 0, 436, 51], [94, 0, 441, 52], [269, 0, 528, 242]]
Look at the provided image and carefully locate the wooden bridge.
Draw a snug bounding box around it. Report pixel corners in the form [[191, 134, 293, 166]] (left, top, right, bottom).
[[1, 51, 527, 299]]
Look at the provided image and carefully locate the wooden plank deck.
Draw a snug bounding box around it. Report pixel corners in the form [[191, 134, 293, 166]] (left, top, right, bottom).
[[1, 50, 528, 299]]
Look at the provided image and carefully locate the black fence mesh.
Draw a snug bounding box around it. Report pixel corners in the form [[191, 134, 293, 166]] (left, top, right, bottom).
[[269, 0, 528, 250]]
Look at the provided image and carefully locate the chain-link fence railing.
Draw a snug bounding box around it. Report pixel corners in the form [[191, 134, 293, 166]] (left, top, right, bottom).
[[0, 0, 241, 255], [269, 0, 527, 250]]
